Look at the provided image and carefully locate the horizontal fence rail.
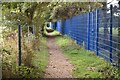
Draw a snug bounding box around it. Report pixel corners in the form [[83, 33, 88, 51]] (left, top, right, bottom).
[[50, 5, 120, 67]]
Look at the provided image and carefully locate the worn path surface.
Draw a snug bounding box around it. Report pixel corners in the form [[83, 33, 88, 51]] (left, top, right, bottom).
[[44, 37, 74, 78]]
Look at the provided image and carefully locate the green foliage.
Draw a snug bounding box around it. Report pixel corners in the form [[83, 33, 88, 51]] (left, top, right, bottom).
[[99, 27, 118, 36], [1, 2, 110, 78], [14, 65, 34, 78], [32, 37, 49, 78], [2, 2, 49, 36], [2, 31, 48, 78], [56, 36, 119, 78], [50, 2, 102, 21], [2, 2, 103, 35]]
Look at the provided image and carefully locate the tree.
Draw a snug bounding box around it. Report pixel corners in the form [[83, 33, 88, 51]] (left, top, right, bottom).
[[49, 2, 102, 21]]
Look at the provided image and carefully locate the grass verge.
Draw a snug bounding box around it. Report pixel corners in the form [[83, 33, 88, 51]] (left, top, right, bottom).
[[31, 37, 48, 78], [56, 36, 119, 78]]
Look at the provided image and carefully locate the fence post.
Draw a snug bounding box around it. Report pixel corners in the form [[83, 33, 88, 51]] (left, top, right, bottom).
[[96, 9, 99, 56], [18, 20, 21, 66], [110, 5, 113, 62], [87, 12, 90, 50]]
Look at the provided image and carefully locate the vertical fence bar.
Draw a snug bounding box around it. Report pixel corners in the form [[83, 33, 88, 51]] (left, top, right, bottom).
[[91, 12, 93, 50], [50, 22, 53, 29], [69, 18, 72, 37], [96, 9, 99, 56], [118, 15, 120, 68], [61, 20, 64, 35], [21, 26, 22, 38], [110, 5, 113, 62], [87, 12, 90, 50], [92, 11, 94, 50], [33, 24, 35, 35], [51, 22, 53, 29], [18, 21, 21, 66]]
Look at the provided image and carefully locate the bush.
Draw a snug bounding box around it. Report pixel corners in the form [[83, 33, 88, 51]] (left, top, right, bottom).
[[2, 31, 48, 78]]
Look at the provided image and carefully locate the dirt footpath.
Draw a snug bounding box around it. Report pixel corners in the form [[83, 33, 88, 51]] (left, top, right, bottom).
[[44, 37, 74, 78]]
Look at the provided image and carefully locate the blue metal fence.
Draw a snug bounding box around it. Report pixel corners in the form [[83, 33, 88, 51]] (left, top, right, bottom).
[[56, 21, 62, 33], [51, 5, 120, 66]]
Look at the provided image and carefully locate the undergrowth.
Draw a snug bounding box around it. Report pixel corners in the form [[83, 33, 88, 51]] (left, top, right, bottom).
[[56, 36, 120, 78], [1, 31, 48, 78]]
